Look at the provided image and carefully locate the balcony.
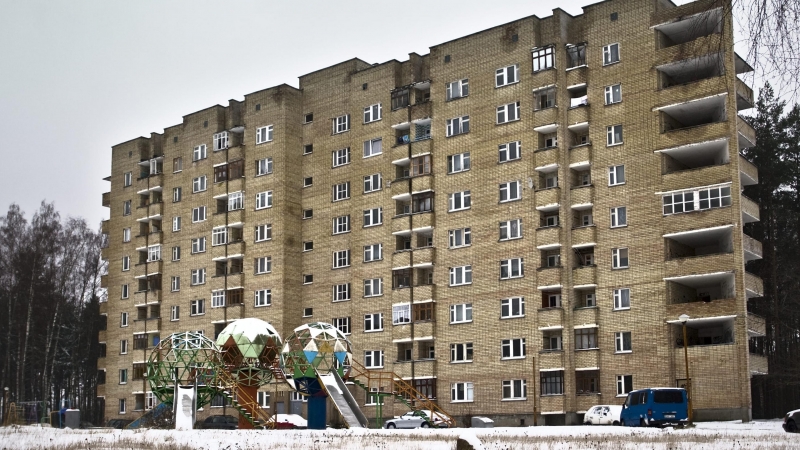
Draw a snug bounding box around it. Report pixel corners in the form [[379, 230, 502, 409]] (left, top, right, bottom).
[[574, 348, 599, 369], [659, 94, 726, 134], [133, 318, 161, 335], [664, 225, 734, 261], [739, 154, 759, 186], [656, 53, 724, 92], [101, 220, 109, 234], [750, 354, 768, 375], [741, 195, 760, 223], [573, 265, 596, 286], [211, 144, 244, 166], [668, 315, 735, 348], [134, 260, 163, 279], [658, 138, 729, 176], [572, 225, 596, 245], [212, 176, 245, 198], [537, 306, 563, 328], [136, 202, 162, 221], [536, 226, 562, 246], [535, 187, 560, 208], [536, 350, 564, 369], [135, 173, 163, 193], [392, 358, 436, 380], [537, 267, 562, 288], [412, 246, 435, 266], [745, 272, 764, 298], [736, 78, 754, 111], [210, 272, 245, 291], [737, 116, 756, 149], [102, 192, 110, 208], [532, 108, 558, 130], [747, 313, 766, 337], [743, 234, 762, 261], [213, 209, 246, 228], [211, 240, 246, 260], [391, 284, 435, 303], [565, 65, 587, 87], [665, 271, 735, 305], [570, 185, 593, 206], [133, 289, 161, 304], [391, 211, 434, 233]]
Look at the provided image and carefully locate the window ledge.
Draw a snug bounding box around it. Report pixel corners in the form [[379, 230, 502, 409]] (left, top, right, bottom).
[[540, 394, 565, 398], [615, 351, 633, 354], [450, 400, 475, 404], [607, 142, 624, 148], [566, 64, 587, 72], [613, 307, 631, 312], [539, 349, 563, 354], [501, 315, 525, 320], [576, 348, 600, 352], [501, 356, 526, 361], [450, 360, 473, 364], [501, 398, 527, 402]]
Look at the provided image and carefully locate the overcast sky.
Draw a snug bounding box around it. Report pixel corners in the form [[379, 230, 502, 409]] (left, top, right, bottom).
[[1, 0, 702, 226]]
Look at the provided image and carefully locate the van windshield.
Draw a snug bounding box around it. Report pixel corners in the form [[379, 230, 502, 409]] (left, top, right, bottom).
[[654, 390, 683, 403]]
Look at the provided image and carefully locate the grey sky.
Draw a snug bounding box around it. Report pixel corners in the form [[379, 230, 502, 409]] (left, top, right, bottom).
[[1, 0, 698, 226]]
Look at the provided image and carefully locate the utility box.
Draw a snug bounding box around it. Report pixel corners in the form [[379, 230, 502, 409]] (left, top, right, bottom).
[[65, 409, 80, 429], [471, 416, 494, 428]]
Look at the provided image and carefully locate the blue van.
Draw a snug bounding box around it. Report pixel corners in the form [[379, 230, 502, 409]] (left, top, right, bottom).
[[620, 388, 688, 427]]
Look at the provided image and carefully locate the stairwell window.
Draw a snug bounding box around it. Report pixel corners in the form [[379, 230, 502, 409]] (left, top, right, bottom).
[[532, 46, 554, 72], [605, 84, 622, 104], [608, 165, 625, 186], [122, 200, 131, 216], [193, 144, 207, 161], [363, 138, 382, 158], [172, 246, 180, 261], [121, 285, 129, 299], [333, 317, 351, 335], [451, 382, 474, 402], [255, 191, 272, 209], [255, 256, 272, 274], [610, 206, 627, 227], [450, 343, 473, 363], [119, 369, 128, 384], [122, 256, 130, 272], [450, 265, 472, 286], [123, 228, 130, 242], [364, 313, 383, 332], [191, 268, 206, 285], [612, 248, 629, 269], [450, 303, 473, 323], [499, 181, 521, 202], [613, 288, 631, 310], [603, 43, 620, 65], [607, 125, 623, 146], [496, 64, 519, 87], [446, 116, 470, 137], [256, 125, 273, 144], [332, 148, 350, 168], [502, 380, 527, 400], [192, 175, 207, 193], [256, 157, 273, 176], [449, 191, 471, 212], [170, 305, 179, 321], [364, 350, 384, 368], [448, 152, 471, 173], [124, 172, 132, 187], [502, 338, 526, 359], [173, 157, 183, 173], [363, 103, 382, 123], [497, 102, 520, 124], [332, 114, 350, 134], [446, 79, 469, 101], [171, 276, 180, 292], [615, 331, 632, 353], [173, 187, 182, 202]]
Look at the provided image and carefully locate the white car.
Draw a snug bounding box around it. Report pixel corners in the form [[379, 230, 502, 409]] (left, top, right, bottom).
[[383, 410, 448, 429], [584, 405, 622, 425]]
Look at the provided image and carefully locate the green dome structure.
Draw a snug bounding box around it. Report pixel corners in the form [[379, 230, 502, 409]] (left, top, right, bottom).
[[280, 322, 352, 381], [146, 331, 221, 407], [215, 318, 283, 387]]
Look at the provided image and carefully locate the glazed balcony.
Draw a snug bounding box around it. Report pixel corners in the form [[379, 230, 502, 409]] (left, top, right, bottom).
[[739, 154, 759, 186]]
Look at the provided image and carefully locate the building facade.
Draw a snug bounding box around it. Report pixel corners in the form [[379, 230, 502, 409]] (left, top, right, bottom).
[[98, 0, 765, 426]]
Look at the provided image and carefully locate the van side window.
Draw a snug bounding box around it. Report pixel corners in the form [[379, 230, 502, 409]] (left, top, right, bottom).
[[654, 390, 683, 403]]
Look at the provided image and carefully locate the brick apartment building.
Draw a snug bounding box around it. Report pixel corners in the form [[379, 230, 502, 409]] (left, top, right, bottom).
[[97, 0, 765, 426]]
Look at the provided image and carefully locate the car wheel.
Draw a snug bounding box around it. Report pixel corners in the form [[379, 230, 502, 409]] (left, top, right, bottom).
[[613, 421, 620, 426], [787, 420, 797, 433], [640, 419, 646, 427], [420, 422, 430, 428], [387, 423, 396, 429]]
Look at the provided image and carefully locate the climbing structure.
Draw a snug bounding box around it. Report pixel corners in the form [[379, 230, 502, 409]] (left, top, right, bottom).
[[145, 331, 221, 407]]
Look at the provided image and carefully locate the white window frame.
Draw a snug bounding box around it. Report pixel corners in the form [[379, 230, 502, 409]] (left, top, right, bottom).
[[446, 79, 469, 101], [496, 101, 520, 124], [392, 304, 411, 325], [363, 103, 382, 123], [255, 224, 272, 242], [499, 219, 522, 241], [449, 265, 473, 286], [500, 258, 524, 280], [193, 144, 207, 162], [501, 338, 526, 359], [192, 206, 206, 223], [213, 131, 229, 151], [147, 245, 161, 262], [123, 228, 131, 242], [256, 125, 273, 144], [502, 379, 527, 400], [450, 303, 473, 324], [172, 246, 180, 261], [119, 369, 128, 384], [211, 290, 226, 308], [123, 172, 132, 187], [332, 148, 351, 168], [121, 284, 129, 299], [122, 256, 130, 272], [192, 175, 207, 193], [173, 187, 182, 202], [255, 191, 272, 210], [226, 191, 243, 211], [448, 228, 471, 248], [605, 84, 622, 104], [333, 215, 350, 235], [616, 375, 633, 397], [333, 114, 350, 134], [364, 278, 382, 297], [532, 46, 555, 72], [612, 248, 629, 269], [120, 312, 128, 327], [122, 200, 131, 216], [363, 244, 382, 262], [333, 182, 350, 202], [171, 276, 180, 292], [363, 208, 382, 227], [501, 297, 525, 319], [449, 191, 471, 212], [603, 43, 620, 66], [446, 116, 470, 137], [170, 305, 179, 321], [257, 392, 270, 409], [607, 125, 623, 146], [332, 250, 351, 269], [333, 283, 351, 302], [496, 64, 519, 87], [364, 313, 383, 332], [662, 185, 732, 215], [613, 288, 631, 310], [332, 317, 351, 335], [363, 173, 381, 193], [450, 342, 473, 363], [256, 157, 273, 176], [255, 256, 272, 274], [191, 237, 206, 254], [364, 350, 384, 369], [451, 382, 474, 403], [255, 289, 272, 307], [615, 331, 632, 353], [499, 141, 521, 163], [608, 165, 625, 186], [190, 299, 205, 316], [499, 181, 521, 203], [190, 268, 206, 285], [363, 138, 382, 158], [610, 206, 627, 228]]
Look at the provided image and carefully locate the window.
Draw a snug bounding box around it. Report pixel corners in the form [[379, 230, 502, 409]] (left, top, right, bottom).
[[532, 47, 554, 72], [496, 64, 519, 87], [255, 224, 272, 242], [616, 375, 633, 396], [499, 219, 522, 241], [193, 144, 207, 161], [333, 215, 350, 234], [613, 288, 631, 310], [575, 327, 598, 349], [451, 382, 474, 402], [302, 209, 313, 219], [303, 177, 313, 188], [303, 241, 313, 252], [500, 258, 524, 279], [172, 246, 180, 261], [605, 84, 622, 104], [607, 125, 623, 146], [123, 172, 132, 187], [332, 317, 351, 335], [610, 206, 627, 227], [543, 293, 562, 308], [447, 152, 470, 174], [192, 206, 206, 223], [662, 186, 732, 215], [450, 303, 473, 323], [608, 165, 625, 185], [191, 237, 206, 254], [332, 148, 350, 168], [362, 207, 383, 228], [123, 228, 130, 242], [603, 43, 620, 65], [576, 370, 599, 394], [502, 380, 527, 400], [392, 304, 411, 325], [446, 79, 469, 101], [255, 256, 272, 274], [303, 274, 313, 284], [450, 343, 473, 363], [256, 157, 273, 176], [615, 331, 632, 353], [363, 174, 381, 193], [499, 181, 521, 202], [304, 113, 313, 123], [121, 284, 129, 299], [333, 283, 351, 302], [332, 250, 350, 269], [448, 228, 471, 248], [543, 332, 562, 351], [363, 103, 382, 123], [122, 200, 131, 216], [496, 102, 520, 124], [363, 244, 382, 262], [255, 191, 272, 209], [333, 182, 350, 202], [256, 125, 273, 144], [173, 157, 183, 172], [612, 248, 629, 269], [534, 88, 556, 111], [501, 297, 525, 318], [446, 116, 470, 137], [191, 268, 206, 285], [173, 187, 182, 202], [190, 299, 205, 316], [391, 88, 409, 110], [364, 278, 383, 297], [449, 191, 471, 211], [449, 266, 472, 286], [333, 114, 350, 134], [119, 369, 128, 384], [170, 305, 179, 321], [566, 43, 587, 68], [364, 313, 383, 332], [502, 338, 526, 359], [257, 392, 270, 409], [118, 398, 126, 414], [212, 131, 229, 151], [255, 289, 272, 307], [303, 144, 313, 155], [211, 290, 226, 308], [541, 371, 564, 395], [170, 276, 180, 292], [364, 350, 384, 368], [363, 138, 382, 158], [120, 312, 128, 327], [499, 141, 521, 162], [408, 155, 431, 177], [122, 256, 130, 272], [212, 227, 228, 248], [192, 175, 207, 193]]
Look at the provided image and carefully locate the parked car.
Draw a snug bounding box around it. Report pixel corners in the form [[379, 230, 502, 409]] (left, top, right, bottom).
[[783, 409, 799, 432], [105, 419, 132, 429], [620, 388, 688, 427], [273, 414, 307, 430], [584, 405, 622, 425], [384, 410, 448, 429], [200, 415, 238, 430]]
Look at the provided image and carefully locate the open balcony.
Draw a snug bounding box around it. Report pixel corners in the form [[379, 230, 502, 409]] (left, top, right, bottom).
[[739, 154, 759, 186], [656, 53, 724, 90], [665, 271, 735, 305], [750, 354, 769, 375], [741, 195, 760, 223], [654, 5, 722, 49], [736, 78, 755, 111], [743, 233, 763, 261], [747, 312, 766, 337], [664, 225, 733, 261], [659, 94, 726, 134], [658, 138, 729, 175], [737, 116, 756, 149], [102, 192, 110, 208], [667, 314, 734, 348], [745, 272, 764, 298]]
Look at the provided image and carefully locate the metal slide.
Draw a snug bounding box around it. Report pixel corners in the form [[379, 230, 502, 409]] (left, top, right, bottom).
[[316, 370, 369, 428]]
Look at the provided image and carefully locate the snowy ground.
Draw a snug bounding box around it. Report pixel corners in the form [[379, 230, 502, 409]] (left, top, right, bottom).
[[1, 420, 797, 450]]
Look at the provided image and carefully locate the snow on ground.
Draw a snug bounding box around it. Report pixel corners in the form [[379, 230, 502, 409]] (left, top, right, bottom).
[[1, 420, 797, 450]]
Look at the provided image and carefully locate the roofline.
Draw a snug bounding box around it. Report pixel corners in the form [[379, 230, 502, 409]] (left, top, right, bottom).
[[243, 83, 301, 99], [431, 13, 540, 49], [298, 57, 372, 79], [111, 136, 149, 149]]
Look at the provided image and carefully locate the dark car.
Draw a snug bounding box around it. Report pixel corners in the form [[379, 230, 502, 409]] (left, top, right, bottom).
[[106, 419, 133, 429], [784, 409, 799, 432], [201, 415, 238, 430]]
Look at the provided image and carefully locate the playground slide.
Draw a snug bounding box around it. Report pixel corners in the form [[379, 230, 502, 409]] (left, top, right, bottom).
[[316, 370, 369, 428]]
